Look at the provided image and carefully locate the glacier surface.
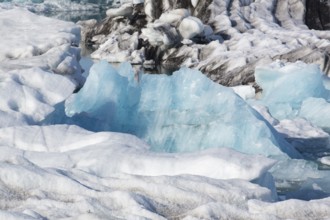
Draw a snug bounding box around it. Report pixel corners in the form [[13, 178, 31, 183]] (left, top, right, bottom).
[[1, 3, 330, 220], [65, 60, 299, 158]]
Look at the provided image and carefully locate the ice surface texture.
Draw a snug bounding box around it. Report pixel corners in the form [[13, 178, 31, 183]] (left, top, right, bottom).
[[65, 61, 299, 158], [0, 125, 329, 219], [0, 124, 279, 219], [0, 9, 83, 84], [0, 8, 80, 61]]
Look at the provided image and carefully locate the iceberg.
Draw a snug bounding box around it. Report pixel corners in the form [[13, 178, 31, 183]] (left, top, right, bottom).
[[65, 61, 300, 158]]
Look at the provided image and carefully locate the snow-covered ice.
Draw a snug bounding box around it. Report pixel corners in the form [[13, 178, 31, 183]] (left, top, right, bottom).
[[0, 8, 82, 129], [0, 125, 275, 181], [0, 8, 80, 61], [0, 67, 76, 128], [0, 124, 329, 219], [0, 8, 83, 85]]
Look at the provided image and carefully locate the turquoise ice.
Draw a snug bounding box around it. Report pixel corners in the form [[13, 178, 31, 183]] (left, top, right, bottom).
[[65, 61, 300, 157]]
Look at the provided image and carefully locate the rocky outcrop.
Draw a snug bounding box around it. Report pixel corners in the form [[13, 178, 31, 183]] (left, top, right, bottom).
[[81, 0, 330, 87]]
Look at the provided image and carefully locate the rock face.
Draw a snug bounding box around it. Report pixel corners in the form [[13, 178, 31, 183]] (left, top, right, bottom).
[[82, 0, 330, 87]]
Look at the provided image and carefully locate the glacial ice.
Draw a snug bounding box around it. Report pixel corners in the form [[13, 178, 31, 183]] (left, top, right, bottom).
[[65, 60, 300, 158], [255, 61, 330, 134], [300, 98, 330, 132], [255, 61, 328, 120]]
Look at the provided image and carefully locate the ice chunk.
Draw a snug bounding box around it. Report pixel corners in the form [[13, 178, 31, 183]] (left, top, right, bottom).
[[231, 85, 256, 100], [300, 98, 330, 132], [253, 61, 330, 152], [255, 61, 328, 119], [132, 0, 144, 4], [106, 3, 133, 18], [65, 61, 300, 158], [178, 16, 204, 39], [286, 176, 330, 200], [158, 9, 190, 26], [274, 117, 330, 151], [269, 158, 328, 195], [320, 156, 330, 166], [141, 22, 180, 46], [275, 118, 329, 140]]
